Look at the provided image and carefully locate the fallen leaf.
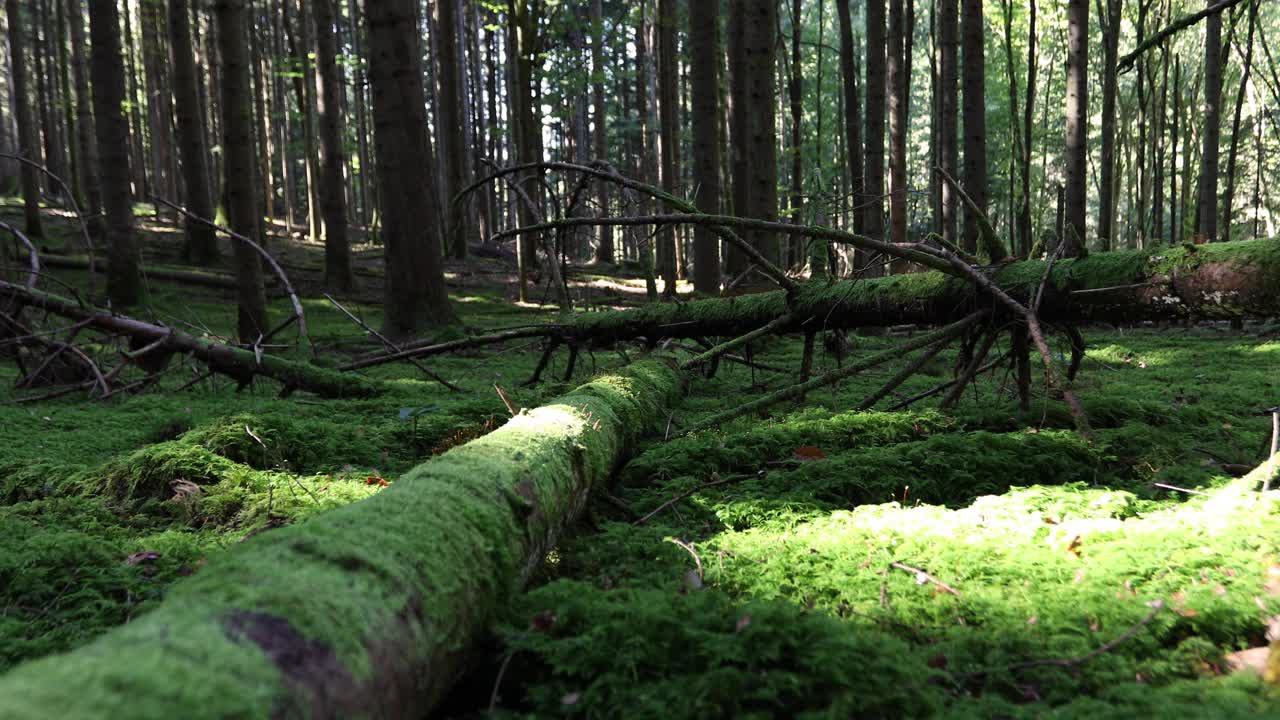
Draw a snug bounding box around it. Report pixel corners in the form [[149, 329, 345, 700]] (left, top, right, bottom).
[[1065, 535, 1082, 558], [126, 551, 160, 565], [561, 692, 581, 706], [1174, 608, 1200, 617], [1027, 615, 1038, 625], [736, 614, 752, 633], [793, 446, 827, 462], [365, 476, 389, 487]]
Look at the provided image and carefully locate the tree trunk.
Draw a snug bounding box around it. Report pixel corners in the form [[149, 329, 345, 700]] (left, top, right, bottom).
[[507, 0, 542, 303], [787, 0, 805, 269], [961, 0, 986, 256], [435, 0, 473, 261], [214, 0, 269, 342], [836, 0, 864, 248], [120, 0, 149, 210], [1196, 0, 1223, 242], [1019, 0, 1036, 257], [366, 0, 457, 336], [88, 0, 140, 306], [5, 0, 44, 237], [863, 0, 887, 265], [1170, 56, 1180, 243], [66, 0, 102, 242], [591, 0, 613, 265], [725, 0, 748, 277], [288, 0, 320, 243], [0, 359, 678, 718], [689, 0, 720, 293], [1220, 0, 1257, 244], [314, 0, 352, 290], [141, 0, 177, 207], [1063, 0, 1088, 256], [938, 0, 959, 251], [888, 0, 907, 257], [169, 0, 219, 265], [1097, 0, 1122, 251], [656, 0, 679, 297]]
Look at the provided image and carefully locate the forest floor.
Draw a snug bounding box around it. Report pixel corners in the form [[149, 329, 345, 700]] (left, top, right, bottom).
[[2, 201, 1279, 717]]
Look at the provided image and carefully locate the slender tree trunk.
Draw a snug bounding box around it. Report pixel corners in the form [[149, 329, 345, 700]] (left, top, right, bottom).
[[169, 0, 218, 264], [34, 0, 65, 198], [121, 0, 149, 208], [743, 0, 780, 270], [656, 0, 679, 296], [863, 0, 886, 276], [435, 0, 473, 260], [54, 0, 76, 201], [1221, 0, 1257, 244], [961, 0, 986, 255], [1170, 56, 1180, 243], [688, 0, 721, 292], [591, 0, 613, 265], [787, 0, 805, 269], [508, 0, 542, 303], [938, 0, 958, 250], [5, 0, 43, 237], [366, 0, 457, 335], [141, 0, 176, 208], [213, 0, 268, 341], [88, 0, 140, 305], [67, 0, 102, 241], [1020, 0, 1036, 257], [836, 0, 863, 259], [1196, 0, 1223, 241], [314, 0, 352, 289], [1064, 0, 1088, 256], [1096, 0, 1121, 250], [888, 0, 907, 258], [1151, 41, 1167, 243], [347, 0, 371, 228], [251, 3, 275, 225], [726, 0, 748, 277]]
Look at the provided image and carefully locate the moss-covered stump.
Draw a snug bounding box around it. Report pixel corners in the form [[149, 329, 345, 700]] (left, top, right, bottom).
[[558, 239, 1280, 342], [0, 360, 682, 719]]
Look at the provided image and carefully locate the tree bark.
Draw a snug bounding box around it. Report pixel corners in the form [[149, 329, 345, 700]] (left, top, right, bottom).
[[141, 0, 177, 207], [366, 0, 457, 336], [507, 0, 542, 303], [1097, 0, 1122, 251], [88, 0, 141, 306], [863, 0, 887, 266], [66, 0, 102, 242], [5, 0, 44, 237], [314, 0, 352, 290], [1064, 0, 1089, 256], [1196, 0, 1224, 242], [656, 0, 679, 297], [888, 0, 907, 252], [689, 0, 721, 293], [787, 0, 805, 268], [1019, 0, 1036, 257], [1220, 0, 1257, 244], [590, 0, 613, 265], [169, 0, 219, 265], [214, 0, 269, 343], [0, 360, 679, 718], [961, 0, 986, 256], [938, 0, 959, 251], [434, 0, 473, 261]]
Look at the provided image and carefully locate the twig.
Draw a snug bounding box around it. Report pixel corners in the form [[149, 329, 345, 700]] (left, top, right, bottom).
[[890, 561, 961, 596], [940, 327, 1001, 408], [323, 293, 462, 391], [634, 474, 749, 526], [494, 384, 518, 416], [679, 314, 793, 371], [0, 153, 96, 285], [0, 220, 39, 287], [886, 351, 1011, 411], [932, 165, 1009, 262], [1007, 601, 1164, 670], [684, 311, 988, 435], [664, 537, 704, 579], [1153, 483, 1211, 496], [151, 196, 307, 340], [857, 334, 956, 410]]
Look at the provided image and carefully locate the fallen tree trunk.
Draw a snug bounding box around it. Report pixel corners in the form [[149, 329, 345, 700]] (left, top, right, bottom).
[[40, 253, 281, 291], [0, 361, 681, 718], [348, 239, 1280, 369], [0, 280, 376, 398]]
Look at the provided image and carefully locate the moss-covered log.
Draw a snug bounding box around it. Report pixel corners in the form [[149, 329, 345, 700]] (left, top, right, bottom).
[[0, 280, 376, 398], [560, 239, 1280, 343], [0, 361, 682, 718]]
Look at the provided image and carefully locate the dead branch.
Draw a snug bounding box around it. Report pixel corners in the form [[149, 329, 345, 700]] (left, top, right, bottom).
[[857, 334, 957, 410], [0, 153, 96, 283], [679, 314, 794, 371], [151, 196, 307, 340], [323, 293, 463, 392], [0, 220, 39, 287], [890, 561, 961, 596], [684, 311, 988, 434], [634, 473, 753, 526], [1117, 0, 1248, 73], [933, 165, 1010, 262], [940, 327, 1002, 408]]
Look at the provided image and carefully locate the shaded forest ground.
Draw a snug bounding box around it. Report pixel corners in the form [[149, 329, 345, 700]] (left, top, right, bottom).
[[2, 202, 1279, 717]]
